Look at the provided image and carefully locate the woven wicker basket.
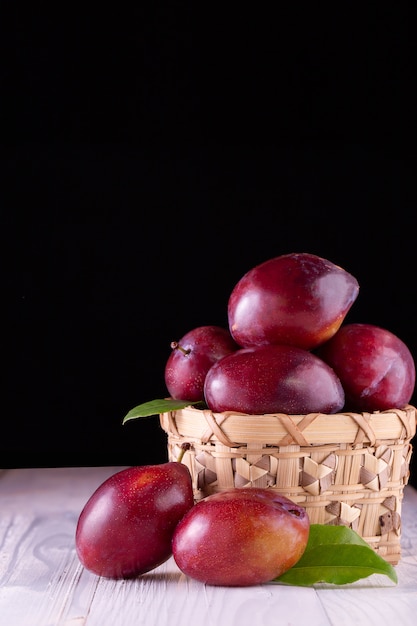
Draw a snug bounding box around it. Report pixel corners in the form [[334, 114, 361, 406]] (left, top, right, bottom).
[[160, 404, 417, 565]]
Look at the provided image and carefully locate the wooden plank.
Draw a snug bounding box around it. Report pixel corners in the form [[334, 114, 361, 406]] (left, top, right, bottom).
[[76, 559, 331, 626], [0, 467, 125, 625]]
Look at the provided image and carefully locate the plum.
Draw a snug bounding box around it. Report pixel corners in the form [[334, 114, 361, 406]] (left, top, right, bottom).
[[75, 463, 194, 579], [316, 323, 416, 412], [164, 325, 238, 402], [172, 487, 310, 586], [228, 252, 359, 350], [203, 343, 345, 415]]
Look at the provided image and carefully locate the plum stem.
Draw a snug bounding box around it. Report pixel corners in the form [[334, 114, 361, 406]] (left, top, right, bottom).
[[177, 442, 191, 463], [170, 341, 191, 356]]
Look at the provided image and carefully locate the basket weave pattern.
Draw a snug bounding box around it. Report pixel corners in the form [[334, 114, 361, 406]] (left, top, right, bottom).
[[160, 404, 417, 565]]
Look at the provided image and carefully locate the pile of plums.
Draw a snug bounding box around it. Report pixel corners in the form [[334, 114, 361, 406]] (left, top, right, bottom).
[[75, 252, 416, 587], [165, 252, 416, 414]]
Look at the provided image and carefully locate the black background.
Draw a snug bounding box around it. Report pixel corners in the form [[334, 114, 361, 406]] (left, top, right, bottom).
[[4, 6, 417, 483]]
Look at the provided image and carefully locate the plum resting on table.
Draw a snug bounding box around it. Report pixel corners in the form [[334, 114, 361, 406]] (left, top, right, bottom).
[[228, 252, 359, 350], [203, 343, 345, 415], [164, 325, 239, 402], [75, 463, 194, 579], [316, 323, 416, 412], [172, 487, 310, 586]]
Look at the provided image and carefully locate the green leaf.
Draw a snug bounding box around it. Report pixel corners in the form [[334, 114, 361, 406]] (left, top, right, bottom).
[[122, 398, 205, 424], [272, 524, 398, 586]]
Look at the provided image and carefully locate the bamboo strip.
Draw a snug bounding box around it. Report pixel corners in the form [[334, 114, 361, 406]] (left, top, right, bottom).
[[164, 405, 416, 446]]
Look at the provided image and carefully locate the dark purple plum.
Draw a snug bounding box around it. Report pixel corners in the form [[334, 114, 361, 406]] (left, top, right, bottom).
[[164, 325, 238, 402], [316, 323, 416, 412], [228, 252, 359, 350], [204, 344, 345, 415], [75, 463, 194, 579], [172, 487, 310, 586]]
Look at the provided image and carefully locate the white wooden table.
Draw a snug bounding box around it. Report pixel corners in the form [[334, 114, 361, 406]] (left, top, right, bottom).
[[1, 466, 417, 626]]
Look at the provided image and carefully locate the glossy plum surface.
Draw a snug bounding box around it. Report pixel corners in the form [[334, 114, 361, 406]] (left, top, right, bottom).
[[204, 344, 345, 414], [164, 325, 239, 401], [75, 463, 194, 579], [172, 487, 310, 586], [316, 323, 416, 412], [228, 252, 359, 350]]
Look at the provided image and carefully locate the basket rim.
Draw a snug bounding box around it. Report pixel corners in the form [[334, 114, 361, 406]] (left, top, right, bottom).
[[159, 404, 417, 448]]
